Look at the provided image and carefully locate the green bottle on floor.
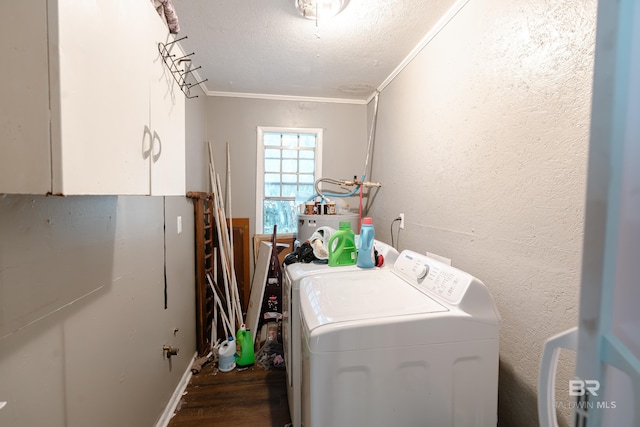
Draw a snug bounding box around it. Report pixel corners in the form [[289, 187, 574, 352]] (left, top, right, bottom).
[[327, 221, 357, 267], [235, 324, 255, 367]]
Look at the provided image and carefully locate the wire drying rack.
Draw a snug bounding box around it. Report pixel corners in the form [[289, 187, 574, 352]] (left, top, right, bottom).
[[158, 36, 208, 99]]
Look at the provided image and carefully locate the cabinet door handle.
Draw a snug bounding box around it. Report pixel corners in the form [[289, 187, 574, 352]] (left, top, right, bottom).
[[142, 125, 153, 159], [152, 131, 162, 162], [142, 126, 162, 162]]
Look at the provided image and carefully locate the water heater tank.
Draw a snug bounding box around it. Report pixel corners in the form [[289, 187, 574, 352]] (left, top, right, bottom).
[[297, 213, 359, 243]]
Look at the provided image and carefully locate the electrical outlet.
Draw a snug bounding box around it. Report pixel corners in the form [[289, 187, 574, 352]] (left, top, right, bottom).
[[399, 213, 405, 229]]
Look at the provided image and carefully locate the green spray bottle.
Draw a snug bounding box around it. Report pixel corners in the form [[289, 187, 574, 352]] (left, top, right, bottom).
[[235, 324, 255, 367]]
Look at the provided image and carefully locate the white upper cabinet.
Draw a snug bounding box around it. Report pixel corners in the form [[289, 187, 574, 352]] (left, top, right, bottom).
[[148, 39, 186, 196], [0, 0, 185, 195]]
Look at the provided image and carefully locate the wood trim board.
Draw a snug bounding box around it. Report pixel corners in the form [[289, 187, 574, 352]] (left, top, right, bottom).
[[246, 241, 271, 344]]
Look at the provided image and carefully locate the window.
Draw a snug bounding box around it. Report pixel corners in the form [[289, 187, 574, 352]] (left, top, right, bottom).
[[256, 127, 323, 234]]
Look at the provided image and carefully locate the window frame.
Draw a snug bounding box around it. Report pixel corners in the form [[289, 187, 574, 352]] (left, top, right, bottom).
[[256, 126, 323, 234]]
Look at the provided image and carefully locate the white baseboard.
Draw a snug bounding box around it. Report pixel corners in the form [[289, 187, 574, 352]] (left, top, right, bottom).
[[155, 351, 198, 427]]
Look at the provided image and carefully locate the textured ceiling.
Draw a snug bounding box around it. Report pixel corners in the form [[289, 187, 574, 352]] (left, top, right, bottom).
[[171, 0, 458, 103]]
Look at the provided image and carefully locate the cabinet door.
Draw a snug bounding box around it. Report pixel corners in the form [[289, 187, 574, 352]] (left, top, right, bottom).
[[1, 0, 184, 196], [148, 27, 186, 196], [53, 0, 153, 195], [0, 1, 51, 194]]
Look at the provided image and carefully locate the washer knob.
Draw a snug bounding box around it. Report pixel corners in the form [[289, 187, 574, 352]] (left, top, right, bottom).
[[415, 264, 429, 280]]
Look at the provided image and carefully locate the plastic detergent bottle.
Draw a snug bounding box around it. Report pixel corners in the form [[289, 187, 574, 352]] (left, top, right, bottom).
[[327, 221, 357, 267], [357, 217, 375, 268], [218, 336, 236, 372], [235, 324, 255, 367]]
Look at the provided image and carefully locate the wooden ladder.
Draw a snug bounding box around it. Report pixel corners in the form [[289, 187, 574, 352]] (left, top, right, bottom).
[[187, 191, 215, 356]]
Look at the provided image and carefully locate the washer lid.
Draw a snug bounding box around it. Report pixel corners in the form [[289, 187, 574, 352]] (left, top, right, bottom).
[[285, 262, 333, 283], [299, 269, 448, 331]]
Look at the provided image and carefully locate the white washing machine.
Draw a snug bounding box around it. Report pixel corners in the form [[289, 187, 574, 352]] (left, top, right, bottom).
[[299, 250, 500, 427], [283, 240, 399, 427]]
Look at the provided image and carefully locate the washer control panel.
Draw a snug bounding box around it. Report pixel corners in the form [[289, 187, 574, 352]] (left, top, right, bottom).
[[394, 250, 472, 305]]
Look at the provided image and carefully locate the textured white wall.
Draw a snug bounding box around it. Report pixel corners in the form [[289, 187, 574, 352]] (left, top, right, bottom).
[[367, 0, 597, 425]]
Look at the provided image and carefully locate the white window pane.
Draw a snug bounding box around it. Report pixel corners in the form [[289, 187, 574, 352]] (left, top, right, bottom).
[[265, 148, 281, 158], [282, 184, 298, 197], [299, 149, 314, 159], [298, 184, 315, 198], [282, 149, 298, 159], [282, 133, 298, 147], [264, 173, 281, 184], [264, 133, 281, 146], [299, 174, 315, 184], [282, 159, 298, 173], [282, 173, 297, 183], [263, 199, 298, 234], [264, 183, 281, 197], [299, 159, 315, 173], [265, 159, 281, 173], [299, 134, 316, 148]]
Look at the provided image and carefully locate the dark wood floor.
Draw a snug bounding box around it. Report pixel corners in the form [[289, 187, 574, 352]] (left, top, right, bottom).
[[168, 361, 291, 427]]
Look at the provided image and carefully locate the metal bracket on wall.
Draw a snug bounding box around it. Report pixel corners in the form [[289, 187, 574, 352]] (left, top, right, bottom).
[[158, 36, 208, 99]]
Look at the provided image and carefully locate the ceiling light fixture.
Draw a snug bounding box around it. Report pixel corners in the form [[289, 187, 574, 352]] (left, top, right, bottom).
[[295, 0, 350, 20]]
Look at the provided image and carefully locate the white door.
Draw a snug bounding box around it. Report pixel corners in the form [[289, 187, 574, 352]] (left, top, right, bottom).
[[538, 0, 640, 426]]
